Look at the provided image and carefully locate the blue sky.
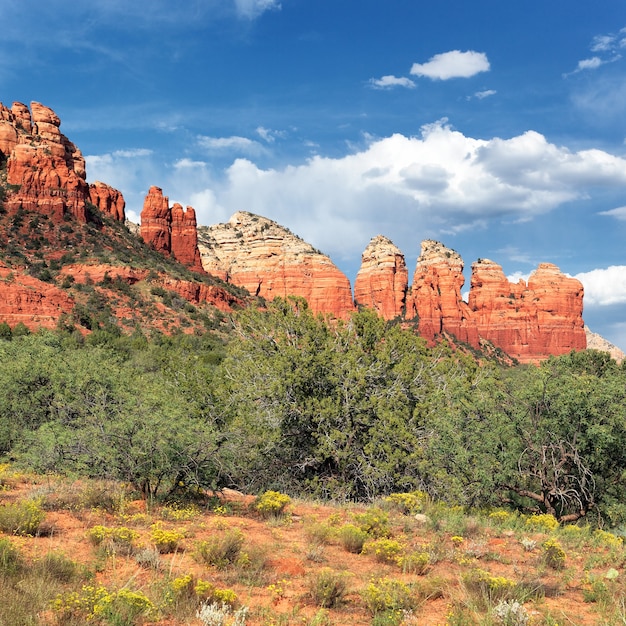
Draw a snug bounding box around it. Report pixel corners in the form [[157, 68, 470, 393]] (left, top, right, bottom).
[[2, 0, 626, 350]]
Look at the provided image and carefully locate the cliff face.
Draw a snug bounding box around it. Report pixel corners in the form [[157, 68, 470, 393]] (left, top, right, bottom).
[[198, 212, 355, 318], [406, 240, 480, 347], [468, 260, 586, 363], [0, 101, 125, 224], [354, 235, 408, 319], [139, 187, 204, 272], [88, 181, 126, 222]]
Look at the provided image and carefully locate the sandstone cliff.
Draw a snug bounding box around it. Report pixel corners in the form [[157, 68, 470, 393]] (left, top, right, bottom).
[[198, 212, 355, 318], [354, 235, 408, 319], [139, 186, 204, 272], [0, 101, 123, 224]]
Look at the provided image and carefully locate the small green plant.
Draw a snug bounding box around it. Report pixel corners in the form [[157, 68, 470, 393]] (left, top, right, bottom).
[[337, 523, 368, 553], [541, 538, 566, 570], [363, 538, 404, 564], [307, 568, 350, 608], [352, 508, 390, 538], [399, 551, 430, 575], [462, 568, 517, 607], [195, 529, 245, 568], [87, 525, 139, 555], [0, 537, 23, 576], [150, 523, 185, 553], [0, 498, 45, 536], [362, 577, 416, 614], [255, 490, 291, 518]]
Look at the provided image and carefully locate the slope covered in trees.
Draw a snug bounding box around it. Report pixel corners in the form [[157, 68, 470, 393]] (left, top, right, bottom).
[[1, 299, 625, 527]]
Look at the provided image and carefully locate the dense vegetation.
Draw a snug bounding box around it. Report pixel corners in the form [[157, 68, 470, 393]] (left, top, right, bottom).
[[1, 296, 626, 528]]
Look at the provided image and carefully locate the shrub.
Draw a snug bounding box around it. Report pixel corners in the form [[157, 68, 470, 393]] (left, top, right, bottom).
[[462, 568, 516, 606], [525, 514, 559, 533], [197, 602, 249, 626], [541, 539, 566, 570], [362, 577, 415, 614], [352, 509, 390, 538], [0, 499, 45, 535], [87, 525, 138, 555], [337, 523, 368, 553], [363, 538, 404, 564], [0, 537, 23, 576], [308, 568, 350, 608], [195, 529, 245, 568], [255, 491, 291, 518], [383, 491, 429, 515], [134, 546, 161, 570], [399, 551, 431, 575], [492, 599, 530, 625], [150, 524, 185, 553]]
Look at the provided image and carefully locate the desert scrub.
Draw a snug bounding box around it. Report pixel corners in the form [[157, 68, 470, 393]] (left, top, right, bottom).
[[151, 523, 185, 553], [160, 503, 201, 521], [525, 514, 559, 533], [399, 551, 431, 575], [363, 538, 404, 564], [352, 508, 391, 538], [197, 601, 249, 626], [0, 498, 45, 535], [0, 536, 23, 576], [87, 524, 139, 555], [337, 523, 368, 553], [362, 577, 416, 615], [195, 529, 245, 568], [462, 568, 517, 606], [169, 575, 238, 607], [382, 491, 429, 515], [492, 599, 530, 625], [541, 538, 566, 570], [255, 490, 291, 518], [308, 568, 350, 608]]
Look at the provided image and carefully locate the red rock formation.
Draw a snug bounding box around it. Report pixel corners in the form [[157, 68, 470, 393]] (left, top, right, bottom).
[[170, 203, 203, 271], [1, 101, 90, 222], [468, 259, 586, 363], [0, 262, 75, 330], [89, 181, 126, 221], [198, 211, 355, 318], [354, 235, 408, 319], [406, 240, 479, 346], [140, 186, 171, 253], [139, 187, 204, 272]]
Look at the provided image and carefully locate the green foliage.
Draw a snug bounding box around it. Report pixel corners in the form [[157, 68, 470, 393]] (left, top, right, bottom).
[[307, 567, 350, 608], [0, 537, 23, 576], [195, 529, 245, 568], [362, 538, 404, 564], [255, 490, 291, 518], [361, 577, 416, 614], [150, 524, 185, 553], [541, 538, 566, 570], [87, 525, 139, 555], [0, 498, 45, 535], [337, 523, 368, 553]]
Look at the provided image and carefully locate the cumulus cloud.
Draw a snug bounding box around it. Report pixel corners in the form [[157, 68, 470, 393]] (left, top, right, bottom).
[[197, 134, 265, 155], [234, 0, 281, 19], [575, 266, 626, 306], [368, 75, 416, 90], [182, 121, 626, 260], [599, 206, 626, 220], [410, 50, 490, 80]]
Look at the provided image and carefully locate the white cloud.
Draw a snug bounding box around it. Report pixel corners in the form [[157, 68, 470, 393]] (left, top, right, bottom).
[[410, 50, 490, 80], [197, 134, 265, 155], [468, 89, 496, 100], [256, 126, 286, 143], [577, 56, 605, 71], [369, 75, 416, 90], [234, 0, 281, 19], [599, 206, 626, 220], [183, 121, 626, 261], [576, 266, 626, 306], [567, 26, 626, 76]]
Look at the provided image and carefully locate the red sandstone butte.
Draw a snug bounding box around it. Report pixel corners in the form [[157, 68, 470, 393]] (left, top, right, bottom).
[[89, 181, 126, 222], [198, 211, 355, 318], [170, 203, 203, 272], [468, 259, 586, 363], [354, 235, 408, 319], [406, 240, 479, 346], [0, 262, 75, 331]]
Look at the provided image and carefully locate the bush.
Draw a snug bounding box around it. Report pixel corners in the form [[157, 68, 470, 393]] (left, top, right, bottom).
[[541, 539, 566, 570], [383, 491, 429, 515], [195, 529, 245, 568], [352, 509, 390, 538], [150, 524, 185, 553], [363, 538, 404, 564], [0, 537, 22, 576], [337, 524, 368, 553], [399, 551, 430, 575], [0, 499, 45, 535], [492, 599, 530, 626], [525, 514, 559, 533], [87, 525, 138, 555], [362, 577, 415, 614], [462, 568, 516, 606], [255, 491, 291, 518], [308, 568, 350, 608]]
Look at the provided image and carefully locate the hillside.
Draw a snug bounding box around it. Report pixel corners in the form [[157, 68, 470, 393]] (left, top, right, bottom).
[[1, 471, 625, 625]]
